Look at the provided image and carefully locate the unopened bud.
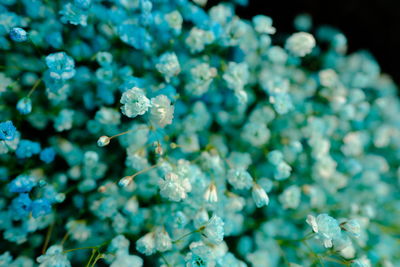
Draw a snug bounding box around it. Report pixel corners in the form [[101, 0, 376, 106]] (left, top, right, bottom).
[[118, 176, 132, 187], [97, 136, 110, 147]]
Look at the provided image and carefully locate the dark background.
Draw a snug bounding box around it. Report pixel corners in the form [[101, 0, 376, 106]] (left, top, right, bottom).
[[209, 0, 400, 86]]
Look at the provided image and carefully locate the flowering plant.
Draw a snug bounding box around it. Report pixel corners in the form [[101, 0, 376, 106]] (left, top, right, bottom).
[[0, 0, 399, 266]]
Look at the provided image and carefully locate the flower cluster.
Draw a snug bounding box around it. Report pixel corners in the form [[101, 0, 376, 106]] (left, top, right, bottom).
[[0, 1, 399, 267]]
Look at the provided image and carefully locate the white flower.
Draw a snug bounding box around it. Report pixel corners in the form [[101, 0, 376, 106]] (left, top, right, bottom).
[[252, 184, 269, 208], [159, 172, 192, 202], [285, 32, 316, 57], [204, 183, 218, 203], [150, 95, 174, 128], [120, 87, 151, 118]]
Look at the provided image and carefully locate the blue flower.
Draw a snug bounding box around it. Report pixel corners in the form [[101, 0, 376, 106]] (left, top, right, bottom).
[[60, 2, 89, 26], [45, 52, 76, 80], [9, 27, 27, 42], [0, 121, 17, 141], [15, 140, 41, 159], [16, 97, 32, 115], [31, 198, 52, 218], [10, 193, 32, 218], [9, 174, 37, 193], [118, 24, 152, 50], [39, 147, 56, 163]]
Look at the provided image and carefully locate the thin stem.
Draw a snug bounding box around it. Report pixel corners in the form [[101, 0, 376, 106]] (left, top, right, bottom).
[[85, 249, 97, 267], [109, 126, 149, 140], [60, 231, 70, 246], [130, 163, 160, 178], [27, 79, 42, 98], [63, 246, 98, 254], [42, 221, 55, 254], [90, 252, 103, 267], [117, 163, 161, 187], [172, 228, 202, 244], [301, 231, 315, 241]]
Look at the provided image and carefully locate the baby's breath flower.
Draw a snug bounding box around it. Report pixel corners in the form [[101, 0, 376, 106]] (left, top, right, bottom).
[[120, 87, 151, 118], [156, 52, 181, 82], [227, 168, 253, 190], [136, 232, 156, 256], [150, 95, 174, 128], [16, 97, 32, 115], [252, 184, 269, 208], [9, 27, 27, 42], [37, 245, 71, 267], [158, 172, 192, 202], [252, 15, 276, 34], [203, 215, 224, 244], [97, 136, 110, 147], [285, 32, 316, 57], [45, 52, 76, 80], [0, 121, 16, 141], [165, 10, 183, 33], [340, 219, 361, 237], [186, 27, 215, 53], [1, 0, 399, 266], [203, 183, 218, 203], [307, 214, 342, 248]]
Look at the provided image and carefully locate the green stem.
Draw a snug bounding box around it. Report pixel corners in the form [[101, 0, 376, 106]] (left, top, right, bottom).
[[63, 246, 98, 254], [41, 221, 55, 254], [85, 249, 97, 267], [27, 79, 42, 98], [172, 228, 202, 244], [90, 252, 103, 267]]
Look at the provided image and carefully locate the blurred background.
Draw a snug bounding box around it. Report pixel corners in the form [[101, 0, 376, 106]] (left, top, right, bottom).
[[209, 0, 400, 86]]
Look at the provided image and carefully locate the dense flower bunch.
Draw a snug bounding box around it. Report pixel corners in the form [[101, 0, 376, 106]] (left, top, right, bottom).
[[0, 0, 399, 266]]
